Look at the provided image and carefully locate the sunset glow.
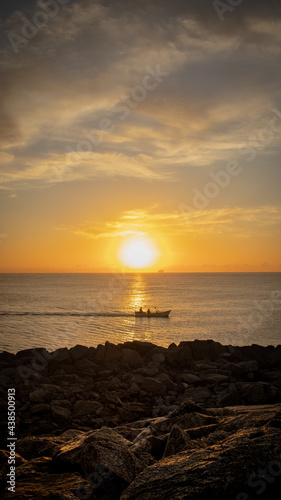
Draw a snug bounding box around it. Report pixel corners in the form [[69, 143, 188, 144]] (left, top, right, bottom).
[[118, 236, 159, 269], [0, 1, 280, 272]]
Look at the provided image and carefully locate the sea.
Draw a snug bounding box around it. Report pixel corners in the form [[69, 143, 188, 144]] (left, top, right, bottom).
[[0, 273, 280, 354]]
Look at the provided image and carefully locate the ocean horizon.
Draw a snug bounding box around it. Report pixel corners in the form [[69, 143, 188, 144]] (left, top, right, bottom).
[[0, 272, 280, 354]]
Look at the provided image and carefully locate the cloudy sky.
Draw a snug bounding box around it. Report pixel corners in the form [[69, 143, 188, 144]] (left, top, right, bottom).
[[0, 0, 281, 272]]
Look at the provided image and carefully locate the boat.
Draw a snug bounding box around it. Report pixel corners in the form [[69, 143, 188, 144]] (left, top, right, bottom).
[[135, 309, 171, 318]]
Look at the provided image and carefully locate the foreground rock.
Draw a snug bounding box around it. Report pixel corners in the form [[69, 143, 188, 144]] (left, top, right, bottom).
[[0, 340, 281, 498]]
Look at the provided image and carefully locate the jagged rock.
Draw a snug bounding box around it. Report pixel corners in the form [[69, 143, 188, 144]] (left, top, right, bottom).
[[217, 383, 240, 406], [163, 424, 191, 457], [2, 455, 92, 499], [121, 414, 281, 500], [141, 377, 166, 396], [72, 400, 103, 417], [53, 426, 144, 498]]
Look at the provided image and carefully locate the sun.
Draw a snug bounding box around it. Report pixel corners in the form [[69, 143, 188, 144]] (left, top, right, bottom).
[[118, 235, 159, 269]]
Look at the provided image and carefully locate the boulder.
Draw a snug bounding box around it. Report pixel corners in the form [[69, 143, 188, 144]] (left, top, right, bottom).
[[141, 377, 166, 396], [182, 386, 213, 404], [163, 424, 191, 457], [95, 345, 122, 365], [69, 344, 89, 362], [180, 373, 202, 384], [29, 384, 66, 403], [49, 347, 72, 365], [53, 426, 144, 498], [166, 345, 192, 368], [121, 349, 144, 368], [216, 383, 241, 407], [121, 422, 281, 500], [191, 339, 227, 361], [242, 383, 266, 405], [72, 400, 103, 417], [51, 403, 71, 425]]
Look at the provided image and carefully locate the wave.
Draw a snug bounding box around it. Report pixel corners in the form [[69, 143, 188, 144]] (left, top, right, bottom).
[[0, 311, 134, 318]]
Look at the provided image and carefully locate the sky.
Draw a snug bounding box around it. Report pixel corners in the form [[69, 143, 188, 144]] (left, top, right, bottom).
[[0, 0, 281, 272]]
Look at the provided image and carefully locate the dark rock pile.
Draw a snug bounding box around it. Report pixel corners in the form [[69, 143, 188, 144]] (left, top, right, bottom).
[[0, 340, 281, 498]]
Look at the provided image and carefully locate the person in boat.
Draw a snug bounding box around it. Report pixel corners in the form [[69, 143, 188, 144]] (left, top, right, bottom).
[[147, 308, 151, 314], [139, 307, 143, 313]]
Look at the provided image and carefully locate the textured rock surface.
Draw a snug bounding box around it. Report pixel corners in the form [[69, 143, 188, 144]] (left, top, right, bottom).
[[1, 340, 281, 498]]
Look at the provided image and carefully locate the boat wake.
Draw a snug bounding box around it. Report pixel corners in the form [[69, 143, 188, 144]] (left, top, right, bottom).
[[0, 311, 134, 318]]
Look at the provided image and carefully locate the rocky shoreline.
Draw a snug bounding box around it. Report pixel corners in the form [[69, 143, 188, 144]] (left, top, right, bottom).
[[0, 339, 281, 498]]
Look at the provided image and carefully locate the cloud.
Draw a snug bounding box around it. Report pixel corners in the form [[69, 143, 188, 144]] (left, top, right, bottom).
[[0, 0, 280, 193]]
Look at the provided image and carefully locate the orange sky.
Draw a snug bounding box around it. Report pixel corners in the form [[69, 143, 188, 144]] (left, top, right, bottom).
[[0, 0, 281, 272]]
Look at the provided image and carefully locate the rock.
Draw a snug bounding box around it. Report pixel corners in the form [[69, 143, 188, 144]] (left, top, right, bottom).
[[190, 339, 227, 361], [131, 434, 166, 461], [166, 345, 193, 368], [69, 344, 89, 362], [121, 349, 144, 368], [29, 384, 66, 403], [49, 347, 72, 365], [232, 360, 259, 375], [141, 377, 166, 396], [95, 344, 122, 364], [152, 353, 165, 364], [175, 411, 217, 431], [163, 424, 191, 457], [242, 383, 266, 405], [72, 400, 103, 417], [2, 455, 92, 499], [54, 426, 144, 498], [119, 341, 157, 356], [155, 372, 176, 391], [139, 364, 159, 377], [30, 403, 51, 414], [216, 383, 241, 406], [128, 382, 141, 395], [182, 386, 213, 404], [180, 373, 202, 384], [198, 372, 230, 384], [51, 404, 71, 425], [74, 357, 97, 373], [121, 413, 281, 500]]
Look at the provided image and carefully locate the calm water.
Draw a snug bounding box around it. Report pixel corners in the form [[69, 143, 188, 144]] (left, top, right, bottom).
[[0, 273, 280, 353]]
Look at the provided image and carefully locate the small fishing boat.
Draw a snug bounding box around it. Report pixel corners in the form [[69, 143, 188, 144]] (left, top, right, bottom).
[[135, 309, 171, 318]]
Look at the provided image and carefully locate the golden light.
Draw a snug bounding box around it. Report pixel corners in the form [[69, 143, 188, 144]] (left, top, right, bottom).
[[117, 235, 159, 269]]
